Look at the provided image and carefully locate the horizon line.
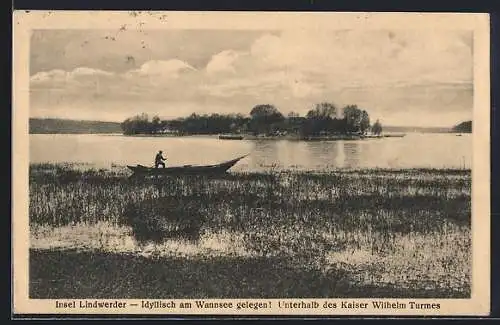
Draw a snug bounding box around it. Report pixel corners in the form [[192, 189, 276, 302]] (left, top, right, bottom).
[[28, 116, 469, 129]]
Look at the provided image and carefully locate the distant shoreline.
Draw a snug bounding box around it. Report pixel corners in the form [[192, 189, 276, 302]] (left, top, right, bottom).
[[29, 118, 471, 136], [29, 132, 471, 140]]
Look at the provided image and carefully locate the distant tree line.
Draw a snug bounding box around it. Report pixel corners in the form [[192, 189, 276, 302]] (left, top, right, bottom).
[[452, 120, 472, 133], [121, 113, 165, 135], [30, 118, 122, 134], [121, 103, 383, 136]]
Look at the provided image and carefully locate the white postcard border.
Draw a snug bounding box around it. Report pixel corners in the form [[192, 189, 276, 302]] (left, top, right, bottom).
[[12, 11, 491, 316]]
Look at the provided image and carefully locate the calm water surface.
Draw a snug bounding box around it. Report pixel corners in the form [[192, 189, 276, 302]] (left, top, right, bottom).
[[30, 133, 472, 171]]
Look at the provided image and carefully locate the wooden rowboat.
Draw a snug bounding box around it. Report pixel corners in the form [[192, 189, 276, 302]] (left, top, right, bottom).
[[127, 155, 248, 176]]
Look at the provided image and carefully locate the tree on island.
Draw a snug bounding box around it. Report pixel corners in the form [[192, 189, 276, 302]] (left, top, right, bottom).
[[152, 115, 161, 129], [343, 105, 370, 133], [180, 113, 249, 134], [372, 119, 383, 135], [360, 110, 371, 134], [301, 103, 370, 136], [303, 102, 339, 136], [284, 111, 304, 135], [121, 113, 164, 135], [306, 102, 337, 119], [249, 104, 285, 135]]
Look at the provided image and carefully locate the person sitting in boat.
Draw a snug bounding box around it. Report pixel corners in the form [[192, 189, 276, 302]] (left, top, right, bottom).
[[155, 150, 166, 168]]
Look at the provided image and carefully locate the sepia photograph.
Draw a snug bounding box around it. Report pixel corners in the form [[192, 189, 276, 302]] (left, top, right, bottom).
[[12, 11, 490, 316]]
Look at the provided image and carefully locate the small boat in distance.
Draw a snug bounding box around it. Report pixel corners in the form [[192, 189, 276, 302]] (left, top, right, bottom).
[[361, 134, 383, 139], [382, 133, 406, 138], [127, 155, 248, 176], [219, 134, 244, 140]]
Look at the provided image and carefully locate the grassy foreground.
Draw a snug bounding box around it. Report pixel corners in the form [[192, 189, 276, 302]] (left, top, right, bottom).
[[29, 163, 471, 299]]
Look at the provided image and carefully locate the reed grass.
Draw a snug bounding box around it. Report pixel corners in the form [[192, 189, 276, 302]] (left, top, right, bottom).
[[29, 163, 471, 298]]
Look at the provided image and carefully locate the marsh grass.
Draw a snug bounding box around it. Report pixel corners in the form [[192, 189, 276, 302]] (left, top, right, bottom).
[[29, 163, 471, 298]]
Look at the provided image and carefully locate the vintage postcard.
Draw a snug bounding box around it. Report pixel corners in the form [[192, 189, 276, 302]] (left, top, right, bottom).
[[12, 11, 490, 316]]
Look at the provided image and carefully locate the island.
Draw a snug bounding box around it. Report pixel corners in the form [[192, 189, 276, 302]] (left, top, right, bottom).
[[29, 109, 470, 140], [120, 103, 383, 140]]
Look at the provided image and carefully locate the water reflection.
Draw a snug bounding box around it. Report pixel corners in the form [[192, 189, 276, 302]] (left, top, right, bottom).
[[30, 133, 472, 171], [246, 140, 363, 171], [123, 196, 204, 244], [246, 140, 282, 169], [343, 142, 361, 168]]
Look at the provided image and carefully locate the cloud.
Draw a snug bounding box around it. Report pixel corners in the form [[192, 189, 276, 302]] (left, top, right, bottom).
[[29, 29, 473, 126], [71, 67, 114, 77], [245, 30, 472, 88], [250, 34, 286, 66], [30, 30, 266, 75], [30, 67, 116, 96], [30, 69, 69, 84], [30, 67, 114, 84], [205, 50, 241, 75], [125, 59, 196, 77], [121, 59, 198, 89]]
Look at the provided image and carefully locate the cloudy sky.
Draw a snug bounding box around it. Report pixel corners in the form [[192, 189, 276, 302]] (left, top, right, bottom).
[[29, 28, 473, 127]]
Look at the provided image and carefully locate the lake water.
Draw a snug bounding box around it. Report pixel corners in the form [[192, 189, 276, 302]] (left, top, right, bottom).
[[29, 133, 472, 171]]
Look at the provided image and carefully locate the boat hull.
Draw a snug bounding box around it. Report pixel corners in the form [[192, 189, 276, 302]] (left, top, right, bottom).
[[127, 155, 247, 176]]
